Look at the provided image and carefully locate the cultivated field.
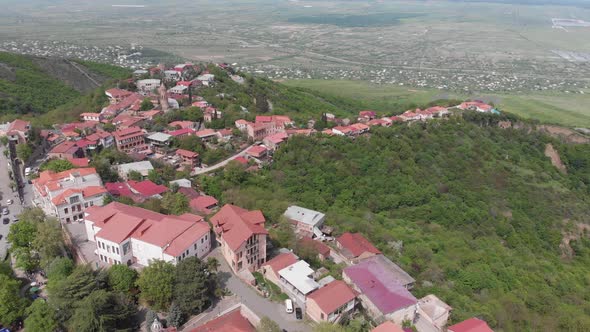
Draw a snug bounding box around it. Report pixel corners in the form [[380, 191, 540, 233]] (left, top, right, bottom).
[[285, 79, 590, 127]]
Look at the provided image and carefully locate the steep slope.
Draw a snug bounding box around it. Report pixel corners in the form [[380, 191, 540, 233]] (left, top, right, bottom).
[[202, 118, 590, 331]]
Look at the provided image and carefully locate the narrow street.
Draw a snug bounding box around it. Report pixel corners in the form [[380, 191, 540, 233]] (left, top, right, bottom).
[[196, 248, 312, 332]]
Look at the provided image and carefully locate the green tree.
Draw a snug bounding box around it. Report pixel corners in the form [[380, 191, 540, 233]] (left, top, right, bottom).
[[46, 257, 75, 282], [102, 123, 116, 132], [176, 135, 204, 153], [0, 262, 12, 277], [257, 317, 281, 332], [173, 257, 214, 317], [140, 98, 154, 111], [127, 170, 143, 181], [48, 265, 104, 322], [108, 264, 138, 294], [16, 143, 33, 161], [24, 299, 59, 332], [223, 160, 247, 184], [0, 274, 27, 326], [8, 220, 38, 247], [313, 322, 346, 332], [19, 207, 47, 224], [40, 159, 75, 172], [167, 302, 184, 328], [162, 192, 190, 215], [136, 260, 175, 311], [33, 219, 64, 268], [68, 290, 137, 332]]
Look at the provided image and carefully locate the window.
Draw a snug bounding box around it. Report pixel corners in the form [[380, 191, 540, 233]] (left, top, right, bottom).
[[107, 246, 111, 253], [73, 215, 77, 221], [201, 238, 204, 243], [85, 203, 89, 208], [321, 313, 324, 320], [64, 208, 69, 214], [79, 214, 84, 220], [90, 201, 94, 206], [205, 234, 208, 240], [194, 243, 197, 250], [116, 247, 120, 255], [66, 218, 70, 223], [69, 196, 80, 204]]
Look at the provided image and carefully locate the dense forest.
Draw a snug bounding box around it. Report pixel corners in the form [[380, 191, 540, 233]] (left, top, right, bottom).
[[200, 116, 590, 331]]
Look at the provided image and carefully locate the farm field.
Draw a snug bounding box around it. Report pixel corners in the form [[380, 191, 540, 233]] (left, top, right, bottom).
[[285, 79, 590, 127]]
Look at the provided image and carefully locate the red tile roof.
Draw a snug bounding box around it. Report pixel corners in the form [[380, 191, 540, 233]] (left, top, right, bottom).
[[178, 187, 200, 199], [307, 280, 356, 315], [299, 237, 330, 257], [359, 110, 377, 118], [371, 321, 404, 332], [264, 132, 288, 145], [67, 157, 90, 167], [8, 119, 30, 132], [127, 180, 168, 197], [113, 127, 144, 141], [33, 168, 98, 196], [188, 308, 254, 332], [262, 252, 298, 276], [211, 204, 267, 251], [337, 232, 381, 258], [190, 195, 218, 214], [88, 202, 208, 256], [106, 88, 132, 99], [246, 145, 267, 158], [195, 129, 217, 138], [448, 318, 494, 332], [176, 149, 199, 158], [169, 128, 195, 137], [105, 182, 135, 197], [86, 130, 112, 141], [51, 186, 107, 205], [233, 156, 248, 165], [49, 140, 80, 155], [169, 121, 195, 129]]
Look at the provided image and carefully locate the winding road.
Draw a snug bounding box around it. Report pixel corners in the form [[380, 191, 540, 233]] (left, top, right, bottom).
[[193, 144, 256, 175]]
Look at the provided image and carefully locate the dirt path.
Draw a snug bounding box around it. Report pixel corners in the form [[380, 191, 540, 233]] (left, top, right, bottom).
[[544, 143, 567, 174]]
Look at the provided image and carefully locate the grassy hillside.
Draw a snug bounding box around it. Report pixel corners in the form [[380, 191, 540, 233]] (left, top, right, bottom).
[[284, 79, 590, 128], [200, 117, 590, 331]]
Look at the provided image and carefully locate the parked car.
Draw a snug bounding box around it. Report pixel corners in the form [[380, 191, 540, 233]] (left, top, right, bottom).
[[295, 308, 302, 320], [12, 217, 18, 222], [6, 199, 12, 205], [285, 299, 293, 314], [2, 218, 9, 224], [2, 208, 8, 215]]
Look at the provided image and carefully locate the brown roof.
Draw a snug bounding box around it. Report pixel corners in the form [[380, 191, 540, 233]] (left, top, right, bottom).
[[210, 204, 267, 251], [299, 237, 330, 257], [262, 252, 298, 276], [371, 321, 404, 332], [337, 232, 381, 258], [307, 280, 356, 315]]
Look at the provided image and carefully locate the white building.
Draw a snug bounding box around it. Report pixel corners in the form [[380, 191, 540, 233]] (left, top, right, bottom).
[[196, 74, 215, 86], [137, 79, 161, 94], [116, 161, 154, 180], [32, 168, 107, 223], [84, 202, 211, 267], [278, 260, 320, 309]]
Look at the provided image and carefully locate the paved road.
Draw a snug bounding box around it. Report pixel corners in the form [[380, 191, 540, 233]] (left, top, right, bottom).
[[207, 248, 311, 332], [0, 145, 30, 259], [193, 144, 256, 175]]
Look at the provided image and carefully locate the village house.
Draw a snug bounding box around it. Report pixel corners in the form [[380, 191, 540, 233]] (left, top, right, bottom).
[[447, 318, 494, 332], [247, 121, 285, 141], [113, 127, 146, 153], [106, 180, 168, 204], [146, 132, 173, 154], [136, 79, 161, 94], [336, 232, 382, 263], [105, 88, 133, 104], [140, 109, 163, 121], [168, 128, 195, 139], [343, 255, 417, 325], [415, 294, 452, 332], [84, 202, 211, 267], [245, 145, 268, 160], [189, 195, 219, 215], [5, 119, 32, 144], [306, 280, 357, 323], [458, 101, 495, 113], [211, 204, 268, 274], [299, 237, 331, 261], [261, 252, 299, 286], [203, 107, 222, 123], [187, 304, 259, 332], [85, 130, 114, 150], [284, 205, 326, 238], [195, 129, 218, 142], [263, 132, 289, 151], [164, 70, 181, 82], [176, 149, 200, 168], [216, 128, 233, 142], [169, 120, 196, 130], [116, 161, 154, 180], [32, 168, 106, 223], [196, 73, 215, 86], [235, 119, 249, 131], [357, 110, 377, 123], [47, 140, 85, 160], [101, 93, 143, 118], [279, 259, 320, 308]]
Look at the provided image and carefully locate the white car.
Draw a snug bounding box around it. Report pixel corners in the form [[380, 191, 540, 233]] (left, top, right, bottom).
[[6, 199, 13, 205], [2, 208, 8, 215], [285, 299, 294, 313]]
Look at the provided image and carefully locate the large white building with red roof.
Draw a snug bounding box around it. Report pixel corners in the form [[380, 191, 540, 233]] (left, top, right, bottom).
[[84, 202, 211, 267], [32, 168, 106, 223], [210, 204, 268, 273]]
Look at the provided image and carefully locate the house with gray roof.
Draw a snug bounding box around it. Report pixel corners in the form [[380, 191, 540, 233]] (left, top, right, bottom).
[[283, 205, 326, 238], [116, 161, 154, 180]]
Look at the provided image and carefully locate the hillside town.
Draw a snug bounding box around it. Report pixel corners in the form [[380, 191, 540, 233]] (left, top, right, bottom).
[[0, 62, 500, 332]]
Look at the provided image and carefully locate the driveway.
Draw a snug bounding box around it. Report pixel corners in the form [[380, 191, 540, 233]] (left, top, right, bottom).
[[206, 248, 311, 332], [0, 145, 28, 259], [193, 144, 256, 175]]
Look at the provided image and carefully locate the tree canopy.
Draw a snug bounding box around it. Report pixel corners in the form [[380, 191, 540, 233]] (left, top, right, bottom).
[[136, 260, 175, 311]]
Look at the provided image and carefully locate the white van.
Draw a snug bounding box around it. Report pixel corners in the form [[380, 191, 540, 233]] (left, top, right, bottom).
[[24, 167, 31, 176], [285, 299, 294, 313]]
